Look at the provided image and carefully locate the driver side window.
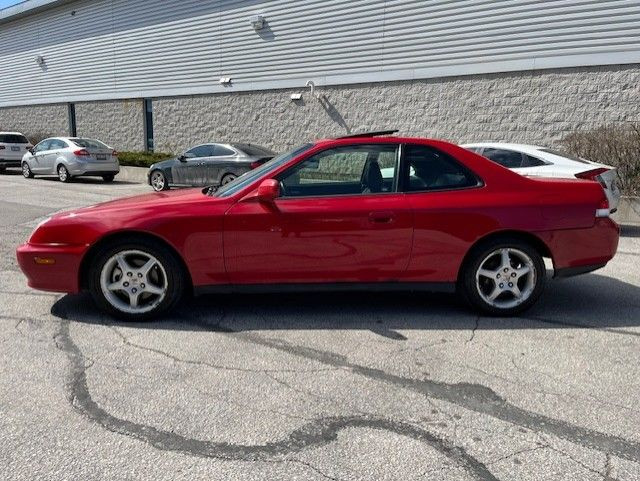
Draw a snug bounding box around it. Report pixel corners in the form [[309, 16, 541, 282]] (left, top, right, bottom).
[[278, 144, 398, 198], [34, 140, 52, 153]]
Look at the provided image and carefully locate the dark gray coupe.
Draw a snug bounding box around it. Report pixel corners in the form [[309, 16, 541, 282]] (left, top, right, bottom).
[[148, 143, 275, 191]]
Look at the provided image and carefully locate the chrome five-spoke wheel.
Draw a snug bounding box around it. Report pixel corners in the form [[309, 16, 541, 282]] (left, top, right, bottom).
[[461, 238, 545, 316], [150, 170, 167, 191], [476, 248, 536, 309], [100, 250, 167, 314], [89, 238, 185, 320]]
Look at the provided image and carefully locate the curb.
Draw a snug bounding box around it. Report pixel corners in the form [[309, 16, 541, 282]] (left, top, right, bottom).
[[117, 165, 149, 184]]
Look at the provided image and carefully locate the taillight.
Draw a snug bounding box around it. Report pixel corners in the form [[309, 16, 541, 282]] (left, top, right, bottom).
[[596, 196, 610, 218], [74, 149, 90, 157], [0, 146, 5, 150], [112, 150, 118, 157], [250, 161, 261, 169], [576, 168, 609, 189]]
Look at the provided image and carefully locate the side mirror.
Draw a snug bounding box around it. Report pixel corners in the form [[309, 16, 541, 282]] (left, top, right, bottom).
[[27, 147, 34, 154], [256, 179, 280, 203], [178, 154, 187, 162]]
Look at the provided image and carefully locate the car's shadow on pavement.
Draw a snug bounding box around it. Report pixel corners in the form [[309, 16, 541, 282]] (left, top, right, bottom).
[[31, 176, 141, 186], [52, 273, 640, 335]]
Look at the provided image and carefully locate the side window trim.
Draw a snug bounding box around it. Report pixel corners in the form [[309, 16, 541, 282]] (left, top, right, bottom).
[[275, 143, 401, 200], [399, 143, 484, 194]]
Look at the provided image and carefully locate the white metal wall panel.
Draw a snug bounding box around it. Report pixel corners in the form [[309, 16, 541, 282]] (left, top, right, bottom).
[[1, 0, 639, 106]]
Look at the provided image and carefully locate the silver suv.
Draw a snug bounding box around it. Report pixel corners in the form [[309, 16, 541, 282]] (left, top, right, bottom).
[[22, 137, 120, 183], [0, 132, 32, 172]]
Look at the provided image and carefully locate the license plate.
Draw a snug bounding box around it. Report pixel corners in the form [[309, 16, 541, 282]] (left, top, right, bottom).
[[11, 146, 20, 151], [96, 154, 107, 160]]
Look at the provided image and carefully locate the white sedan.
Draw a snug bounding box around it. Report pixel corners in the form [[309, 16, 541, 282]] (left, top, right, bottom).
[[461, 143, 620, 211]]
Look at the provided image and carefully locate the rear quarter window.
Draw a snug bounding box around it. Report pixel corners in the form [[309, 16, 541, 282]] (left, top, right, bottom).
[[71, 138, 109, 149]]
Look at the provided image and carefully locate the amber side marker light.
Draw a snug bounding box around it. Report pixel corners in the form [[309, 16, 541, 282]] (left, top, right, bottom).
[[34, 257, 56, 265]]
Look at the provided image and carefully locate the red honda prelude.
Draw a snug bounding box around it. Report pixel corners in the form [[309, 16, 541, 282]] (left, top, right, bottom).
[[17, 132, 619, 320]]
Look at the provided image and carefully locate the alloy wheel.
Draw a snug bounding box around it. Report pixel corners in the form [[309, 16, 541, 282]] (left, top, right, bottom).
[[150, 171, 166, 191], [221, 174, 237, 185], [22, 163, 32, 178], [99, 250, 168, 314], [475, 248, 536, 309], [58, 165, 69, 182]]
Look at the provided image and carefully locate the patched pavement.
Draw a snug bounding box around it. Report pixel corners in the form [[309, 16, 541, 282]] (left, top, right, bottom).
[[1, 172, 639, 481]]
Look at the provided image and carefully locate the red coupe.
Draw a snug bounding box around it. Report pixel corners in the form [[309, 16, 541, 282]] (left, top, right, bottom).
[[17, 133, 619, 320]]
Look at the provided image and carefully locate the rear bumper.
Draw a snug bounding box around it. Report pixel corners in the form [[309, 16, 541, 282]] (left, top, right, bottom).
[[537, 218, 620, 277], [68, 161, 119, 176], [16, 242, 87, 294], [0, 159, 22, 166]]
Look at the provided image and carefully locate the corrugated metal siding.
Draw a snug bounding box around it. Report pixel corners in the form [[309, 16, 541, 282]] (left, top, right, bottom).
[[1, 0, 639, 106]]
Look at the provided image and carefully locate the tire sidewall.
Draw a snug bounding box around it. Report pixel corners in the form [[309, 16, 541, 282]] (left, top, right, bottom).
[[58, 165, 71, 183], [151, 170, 168, 191], [461, 238, 546, 316], [88, 239, 185, 321], [22, 162, 33, 178]]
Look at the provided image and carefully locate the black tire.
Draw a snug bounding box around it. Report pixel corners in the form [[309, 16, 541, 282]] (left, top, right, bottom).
[[459, 237, 546, 316], [87, 237, 186, 321], [58, 165, 71, 183], [150, 170, 169, 191], [0, 166, 6, 174], [102, 174, 115, 183], [220, 173, 237, 185], [22, 162, 34, 178]]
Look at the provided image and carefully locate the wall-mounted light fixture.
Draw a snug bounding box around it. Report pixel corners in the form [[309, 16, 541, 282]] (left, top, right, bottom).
[[250, 15, 265, 30], [34, 55, 45, 66], [219, 77, 232, 85], [290, 93, 303, 101]]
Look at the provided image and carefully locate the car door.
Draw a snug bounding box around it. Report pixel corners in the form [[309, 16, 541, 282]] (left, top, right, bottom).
[[223, 143, 414, 284], [43, 139, 67, 173], [172, 145, 210, 186], [30, 140, 52, 173], [202, 144, 235, 185]]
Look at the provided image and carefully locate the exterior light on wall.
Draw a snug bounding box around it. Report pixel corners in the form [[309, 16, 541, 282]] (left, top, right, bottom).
[[219, 77, 232, 85], [250, 15, 265, 30], [34, 55, 45, 66], [290, 93, 303, 101]]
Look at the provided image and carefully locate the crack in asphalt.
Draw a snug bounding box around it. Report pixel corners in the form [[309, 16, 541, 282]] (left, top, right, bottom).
[[54, 318, 500, 481], [225, 330, 640, 464]]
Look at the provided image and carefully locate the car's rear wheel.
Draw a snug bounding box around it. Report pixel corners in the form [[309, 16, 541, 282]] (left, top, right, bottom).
[[460, 238, 545, 316], [58, 165, 71, 183], [102, 174, 115, 183], [88, 238, 185, 321], [221, 173, 237, 185], [22, 162, 34, 178], [150, 170, 169, 191]]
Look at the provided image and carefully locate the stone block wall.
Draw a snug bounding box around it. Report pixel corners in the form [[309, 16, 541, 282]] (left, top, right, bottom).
[[75, 99, 145, 152], [0, 104, 69, 142]]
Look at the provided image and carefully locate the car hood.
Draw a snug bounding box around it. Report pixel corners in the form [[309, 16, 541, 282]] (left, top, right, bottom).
[[60, 188, 210, 217], [150, 157, 178, 170]]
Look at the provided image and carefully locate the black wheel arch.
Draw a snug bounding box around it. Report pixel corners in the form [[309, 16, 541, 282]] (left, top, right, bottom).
[[79, 230, 193, 293]]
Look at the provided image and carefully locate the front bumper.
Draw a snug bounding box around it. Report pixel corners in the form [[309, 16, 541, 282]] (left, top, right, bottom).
[[16, 242, 87, 293]]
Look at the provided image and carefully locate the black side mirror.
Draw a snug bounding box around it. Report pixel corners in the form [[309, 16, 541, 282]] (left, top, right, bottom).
[[178, 154, 187, 162]]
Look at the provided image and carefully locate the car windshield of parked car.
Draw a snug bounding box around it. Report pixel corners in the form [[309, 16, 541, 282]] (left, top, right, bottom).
[[232, 143, 276, 157], [212, 143, 314, 197], [0, 134, 29, 144], [71, 138, 110, 149], [538, 148, 591, 164]]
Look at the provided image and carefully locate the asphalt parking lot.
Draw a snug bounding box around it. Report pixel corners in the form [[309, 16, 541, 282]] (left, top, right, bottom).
[[1, 170, 639, 481]]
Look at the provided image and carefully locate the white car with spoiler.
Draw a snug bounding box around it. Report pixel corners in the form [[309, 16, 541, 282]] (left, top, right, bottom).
[[22, 137, 119, 183], [462, 143, 621, 211]]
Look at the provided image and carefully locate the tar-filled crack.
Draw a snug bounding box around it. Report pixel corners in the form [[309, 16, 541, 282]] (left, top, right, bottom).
[[55, 319, 499, 481], [51, 299, 640, 478], [467, 317, 480, 343]]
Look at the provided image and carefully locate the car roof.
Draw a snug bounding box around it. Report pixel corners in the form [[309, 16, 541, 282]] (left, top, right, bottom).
[[0, 131, 26, 135]]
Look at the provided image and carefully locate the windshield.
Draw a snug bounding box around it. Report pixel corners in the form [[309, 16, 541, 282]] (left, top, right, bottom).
[[538, 148, 591, 164], [212, 143, 314, 197], [71, 138, 110, 149]]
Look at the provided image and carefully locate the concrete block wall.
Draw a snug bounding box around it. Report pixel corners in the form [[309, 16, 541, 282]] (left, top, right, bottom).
[[75, 99, 146, 152], [153, 64, 640, 153], [0, 103, 69, 141]]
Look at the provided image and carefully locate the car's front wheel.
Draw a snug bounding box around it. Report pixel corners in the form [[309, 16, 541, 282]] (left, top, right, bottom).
[[22, 162, 34, 178], [150, 170, 169, 191], [460, 238, 545, 316], [220, 173, 237, 185], [88, 238, 185, 320]]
